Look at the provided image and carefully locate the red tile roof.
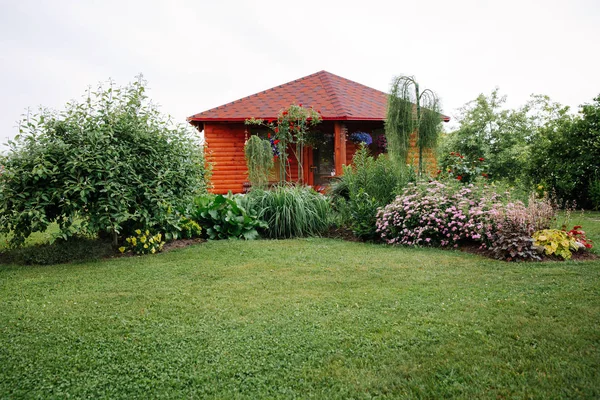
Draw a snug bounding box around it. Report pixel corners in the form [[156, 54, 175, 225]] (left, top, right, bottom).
[[188, 70, 391, 122]]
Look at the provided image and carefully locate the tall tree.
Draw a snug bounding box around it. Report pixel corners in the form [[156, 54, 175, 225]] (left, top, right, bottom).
[[528, 95, 600, 208], [385, 75, 442, 175], [440, 89, 569, 184]]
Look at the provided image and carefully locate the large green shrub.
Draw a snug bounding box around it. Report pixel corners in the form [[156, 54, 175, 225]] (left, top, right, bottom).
[[242, 185, 330, 239], [330, 144, 413, 240], [0, 76, 209, 247], [528, 95, 600, 208]]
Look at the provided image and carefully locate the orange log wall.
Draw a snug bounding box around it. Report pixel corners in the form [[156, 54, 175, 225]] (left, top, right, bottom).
[[205, 123, 299, 194], [204, 123, 437, 194], [407, 132, 437, 174], [204, 123, 248, 194]]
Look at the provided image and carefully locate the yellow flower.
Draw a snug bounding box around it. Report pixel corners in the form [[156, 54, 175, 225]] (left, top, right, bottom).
[[118, 246, 126, 253], [131, 237, 137, 246], [537, 185, 543, 190], [151, 248, 156, 254], [135, 229, 142, 235], [126, 237, 131, 243], [140, 236, 147, 243], [144, 244, 148, 249], [145, 230, 150, 236], [149, 237, 154, 243]]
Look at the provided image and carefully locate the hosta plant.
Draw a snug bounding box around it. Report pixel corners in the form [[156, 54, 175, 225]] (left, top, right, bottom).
[[533, 229, 578, 260], [191, 194, 266, 240]]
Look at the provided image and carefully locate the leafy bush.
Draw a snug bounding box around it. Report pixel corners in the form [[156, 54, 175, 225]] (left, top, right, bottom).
[[440, 152, 489, 183], [331, 144, 413, 240], [178, 218, 202, 239], [242, 185, 330, 239], [0, 76, 209, 247], [528, 95, 600, 208], [589, 177, 600, 210], [4, 236, 113, 265], [191, 194, 266, 240], [121, 230, 165, 255], [484, 197, 555, 261], [376, 181, 501, 247], [533, 229, 578, 260], [347, 190, 380, 241]]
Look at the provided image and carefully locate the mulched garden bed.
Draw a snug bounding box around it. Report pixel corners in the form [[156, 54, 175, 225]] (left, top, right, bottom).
[[459, 243, 598, 262]]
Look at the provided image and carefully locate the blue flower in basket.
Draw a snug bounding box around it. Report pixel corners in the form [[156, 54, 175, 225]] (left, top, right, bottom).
[[349, 132, 373, 146]]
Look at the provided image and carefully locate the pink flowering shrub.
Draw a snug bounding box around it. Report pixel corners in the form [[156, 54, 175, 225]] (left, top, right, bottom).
[[376, 181, 556, 261], [376, 181, 504, 247]]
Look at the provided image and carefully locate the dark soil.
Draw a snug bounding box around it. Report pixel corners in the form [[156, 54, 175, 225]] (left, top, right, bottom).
[[323, 226, 362, 242], [459, 243, 598, 262]]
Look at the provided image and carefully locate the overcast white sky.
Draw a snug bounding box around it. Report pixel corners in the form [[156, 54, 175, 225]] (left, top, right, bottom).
[[1, 0, 598, 146]]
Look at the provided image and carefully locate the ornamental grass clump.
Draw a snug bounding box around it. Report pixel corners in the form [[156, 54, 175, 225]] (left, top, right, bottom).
[[242, 184, 330, 239]]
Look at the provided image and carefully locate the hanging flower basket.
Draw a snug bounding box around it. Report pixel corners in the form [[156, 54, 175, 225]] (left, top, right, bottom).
[[349, 131, 373, 146]]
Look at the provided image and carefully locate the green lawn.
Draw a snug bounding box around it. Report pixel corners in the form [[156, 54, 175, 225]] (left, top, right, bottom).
[[1, 237, 599, 398]]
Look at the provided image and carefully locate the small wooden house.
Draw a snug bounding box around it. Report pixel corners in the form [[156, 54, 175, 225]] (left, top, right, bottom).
[[188, 71, 448, 194]]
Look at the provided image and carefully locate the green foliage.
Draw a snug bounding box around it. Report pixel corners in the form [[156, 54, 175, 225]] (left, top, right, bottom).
[[244, 135, 274, 189], [4, 236, 113, 265], [0, 76, 209, 247], [440, 90, 574, 191], [242, 185, 330, 239], [121, 230, 165, 255], [528, 95, 600, 208], [331, 144, 413, 240], [346, 189, 380, 241], [178, 218, 202, 239], [246, 104, 322, 183], [191, 194, 266, 240], [385, 75, 442, 175], [441, 152, 489, 183], [589, 177, 600, 210], [533, 229, 578, 260]]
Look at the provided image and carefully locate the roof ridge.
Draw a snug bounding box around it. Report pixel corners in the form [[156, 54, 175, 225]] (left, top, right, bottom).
[[317, 71, 344, 117]]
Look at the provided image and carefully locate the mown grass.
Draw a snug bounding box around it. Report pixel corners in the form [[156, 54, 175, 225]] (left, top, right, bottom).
[[1, 237, 599, 399]]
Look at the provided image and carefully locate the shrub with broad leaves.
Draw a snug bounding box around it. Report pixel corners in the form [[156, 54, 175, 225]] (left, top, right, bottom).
[[440, 152, 489, 183], [190, 194, 266, 240]]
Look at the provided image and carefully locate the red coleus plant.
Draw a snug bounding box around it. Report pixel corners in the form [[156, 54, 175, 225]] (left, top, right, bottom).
[[565, 225, 593, 249]]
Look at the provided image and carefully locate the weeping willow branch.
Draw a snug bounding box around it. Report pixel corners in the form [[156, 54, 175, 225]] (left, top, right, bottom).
[[244, 135, 274, 189], [385, 75, 442, 176]]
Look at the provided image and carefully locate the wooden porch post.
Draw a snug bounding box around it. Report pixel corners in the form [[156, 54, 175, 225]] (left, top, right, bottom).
[[334, 122, 347, 176]]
